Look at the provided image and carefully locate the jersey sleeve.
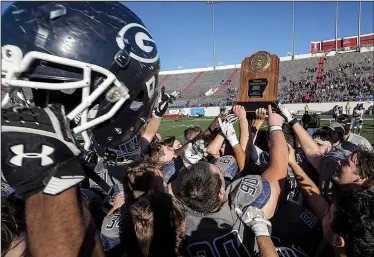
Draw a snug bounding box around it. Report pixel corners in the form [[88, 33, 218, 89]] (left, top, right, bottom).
[[213, 155, 239, 180], [100, 209, 123, 252], [227, 175, 271, 211]]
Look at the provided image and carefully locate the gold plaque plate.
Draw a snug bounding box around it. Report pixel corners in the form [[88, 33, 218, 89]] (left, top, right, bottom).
[[249, 51, 271, 73]]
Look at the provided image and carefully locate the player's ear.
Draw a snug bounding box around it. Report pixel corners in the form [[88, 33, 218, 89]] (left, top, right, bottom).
[[332, 235, 345, 248], [219, 187, 225, 197]]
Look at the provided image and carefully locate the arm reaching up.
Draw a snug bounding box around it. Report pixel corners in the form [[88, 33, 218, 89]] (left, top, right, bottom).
[[219, 114, 245, 172], [260, 105, 289, 218], [277, 102, 324, 171], [287, 144, 329, 220], [143, 86, 177, 143]]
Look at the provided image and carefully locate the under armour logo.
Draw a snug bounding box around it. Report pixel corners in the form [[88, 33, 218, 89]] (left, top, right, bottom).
[[9, 144, 54, 167]]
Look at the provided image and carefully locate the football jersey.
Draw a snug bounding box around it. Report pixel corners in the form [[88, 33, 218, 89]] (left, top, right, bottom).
[[89, 136, 150, 191], [270, 193, 323, 256], [101, 208, 123, 252], [181, 174, 271, 257]]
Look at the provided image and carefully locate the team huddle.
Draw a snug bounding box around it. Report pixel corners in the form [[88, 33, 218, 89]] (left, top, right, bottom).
[[1, 2, 374, 257]]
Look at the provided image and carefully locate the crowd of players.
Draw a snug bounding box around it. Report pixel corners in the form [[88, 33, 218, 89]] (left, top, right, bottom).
[[2, 2, 374, 257]]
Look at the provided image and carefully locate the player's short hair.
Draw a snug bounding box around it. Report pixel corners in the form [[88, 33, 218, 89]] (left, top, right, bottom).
[[149, 142, 167, 162], [332, 190, 374, 257], [120, 191, 185, 257], [1, 197, 29, 257], [312, 128, 333, 142], [179, 162, 222, 214], [184, 126, 202, 141], [163, 136, 177, 148], [337, 114, 352, 124], [125, 158, 164, 203], [351, 146, 374, 189]]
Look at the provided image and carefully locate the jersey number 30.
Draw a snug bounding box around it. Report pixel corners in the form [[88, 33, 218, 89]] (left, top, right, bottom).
[[187, 230, 251, 257]]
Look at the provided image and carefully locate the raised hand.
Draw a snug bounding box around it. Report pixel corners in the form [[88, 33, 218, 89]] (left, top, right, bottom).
[[218, 114, 239, 147], [153, 86, 177, 118], [267, 105, 284, 128], [183, 139, 208, 167]]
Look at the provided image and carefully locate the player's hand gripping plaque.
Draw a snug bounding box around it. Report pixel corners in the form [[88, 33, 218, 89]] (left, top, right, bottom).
[[237, 51, 279, 113]]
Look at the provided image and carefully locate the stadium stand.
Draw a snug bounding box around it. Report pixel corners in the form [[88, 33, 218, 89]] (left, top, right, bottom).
[[157, 49, 373, 108]]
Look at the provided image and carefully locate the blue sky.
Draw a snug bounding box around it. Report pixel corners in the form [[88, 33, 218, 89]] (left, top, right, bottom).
[[2, 1, 373, 71]]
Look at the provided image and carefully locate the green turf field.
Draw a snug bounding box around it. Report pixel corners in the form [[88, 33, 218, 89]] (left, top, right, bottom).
[[159, 116, 374, 145]]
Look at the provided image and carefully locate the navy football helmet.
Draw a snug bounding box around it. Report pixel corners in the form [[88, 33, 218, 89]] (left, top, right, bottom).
[[2, 2, 160, 161]]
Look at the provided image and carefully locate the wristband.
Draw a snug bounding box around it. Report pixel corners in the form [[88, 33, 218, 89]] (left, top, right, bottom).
[[229, 138, 240, 148], [251, 222, 271, 237], [288, 118, 298, 127], [269, 125, 282, 134]]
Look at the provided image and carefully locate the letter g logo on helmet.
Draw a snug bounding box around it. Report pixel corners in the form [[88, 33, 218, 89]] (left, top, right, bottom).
[[116, 23, 159, 64]]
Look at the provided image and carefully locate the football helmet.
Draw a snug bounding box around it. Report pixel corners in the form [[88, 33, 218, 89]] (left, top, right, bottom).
[[2, 2, 160, 161]]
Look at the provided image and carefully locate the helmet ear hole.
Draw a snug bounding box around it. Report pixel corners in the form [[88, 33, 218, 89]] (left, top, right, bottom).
[[130, 90, 146, 110], [134, 90, 145, 103]]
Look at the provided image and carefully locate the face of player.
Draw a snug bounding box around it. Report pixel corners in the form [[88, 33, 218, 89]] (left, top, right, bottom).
[[322, 203, 346, 252], [4, 235, 27, 257], [316, 142, 331, 154], [172, 139, 182, 150], [160, 145, 175, 163], [332, 153, 365, 188]]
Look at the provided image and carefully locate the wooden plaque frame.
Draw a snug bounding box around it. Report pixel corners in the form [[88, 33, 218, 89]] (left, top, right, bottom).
[[237, 51, 280, 113]]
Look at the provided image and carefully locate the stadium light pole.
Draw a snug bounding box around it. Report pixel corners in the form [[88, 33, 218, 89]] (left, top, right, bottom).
[[292, 1, 295, 60], [206, 1, 219, 70], [358, 1, 361, 50], [335, 1, 339, 52]]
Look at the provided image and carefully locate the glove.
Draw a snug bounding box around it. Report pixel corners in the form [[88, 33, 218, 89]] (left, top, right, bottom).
[[218, 114, 239, 147], [153, 86, 177, 118], [1, 105, 86, 199], [235, 206, 272, 238], [277, 102, 297, 125], [183, 139, 208, 168]]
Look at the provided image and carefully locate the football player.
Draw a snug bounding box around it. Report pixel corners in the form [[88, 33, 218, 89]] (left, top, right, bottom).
[[332, 105, 339, 121], [352, 103, 364, 135], [1, 2, 162, 256], [177, 106, 290, 256]]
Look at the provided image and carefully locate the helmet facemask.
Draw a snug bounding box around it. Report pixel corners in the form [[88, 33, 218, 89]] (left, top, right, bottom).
[[1, 45, 130, 151]]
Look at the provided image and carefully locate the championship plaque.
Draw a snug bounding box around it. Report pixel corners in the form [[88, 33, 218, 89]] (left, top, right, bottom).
[[237, 51, 279, 114]]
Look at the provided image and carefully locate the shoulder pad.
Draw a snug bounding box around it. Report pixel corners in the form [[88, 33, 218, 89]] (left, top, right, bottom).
[[228, 175, 271, 211]]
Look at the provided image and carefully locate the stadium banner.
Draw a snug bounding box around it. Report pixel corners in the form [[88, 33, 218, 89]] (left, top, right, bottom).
[[190, 107, 205, 117], [168, 109, 180, 114], [310, 33, 374, 52]]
